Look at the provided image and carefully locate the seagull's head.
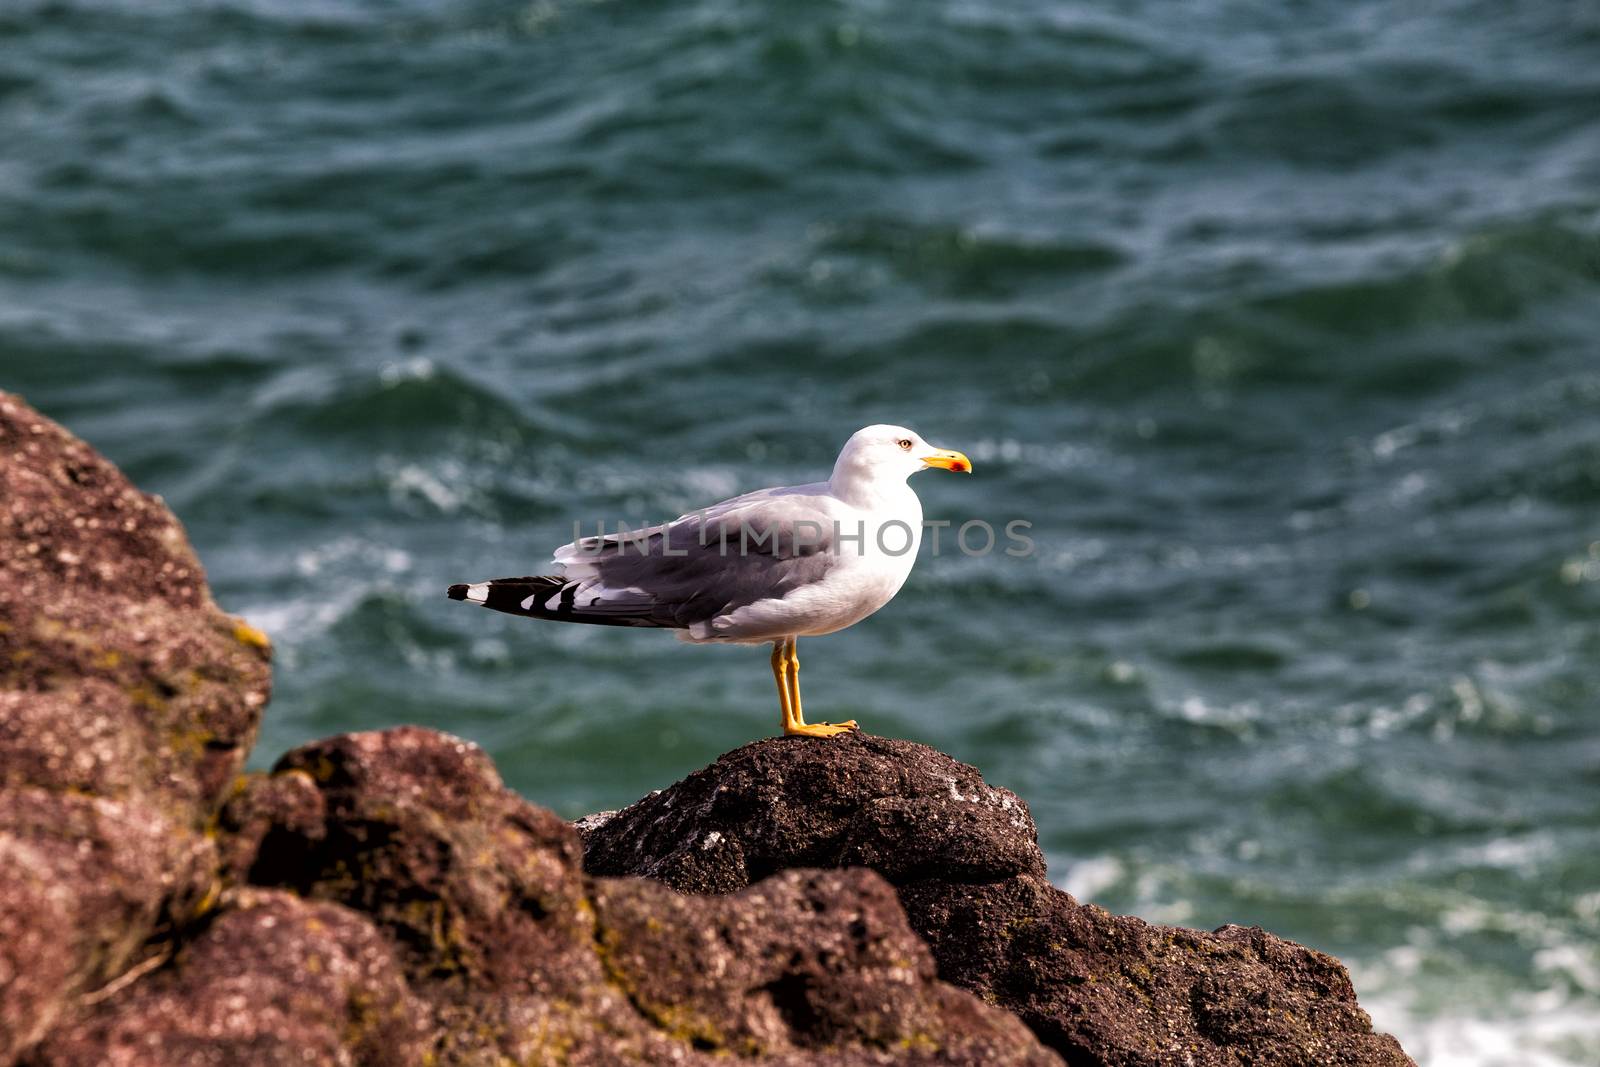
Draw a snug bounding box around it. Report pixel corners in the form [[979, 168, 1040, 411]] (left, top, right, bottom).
[[831, 424, 972, 490]]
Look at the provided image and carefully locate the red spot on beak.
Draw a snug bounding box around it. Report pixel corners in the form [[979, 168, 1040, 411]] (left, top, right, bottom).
[[951, 460, 968, 472]]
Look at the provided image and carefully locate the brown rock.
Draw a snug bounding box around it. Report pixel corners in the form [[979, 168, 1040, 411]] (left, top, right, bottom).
[[0, 392, 271, 1061], [0, 835, 75, 1058], [0, 392, 270, 811], [579, 733, 1415, 1067], [244, 727, 599, 998], [898, 877, 1413, 1067], [31, 889, 427, 1067], [592, 867, 1058, 1064]]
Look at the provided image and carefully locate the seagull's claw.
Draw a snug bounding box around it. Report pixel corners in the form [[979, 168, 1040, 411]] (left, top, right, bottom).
[[784, 721, 858, 738]]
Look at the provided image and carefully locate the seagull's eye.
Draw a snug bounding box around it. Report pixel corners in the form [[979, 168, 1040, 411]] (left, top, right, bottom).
[[897, 438, 912, 451]]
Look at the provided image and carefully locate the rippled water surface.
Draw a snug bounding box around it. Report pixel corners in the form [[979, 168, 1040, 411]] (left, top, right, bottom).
[[6, 1, 1600, 1061]]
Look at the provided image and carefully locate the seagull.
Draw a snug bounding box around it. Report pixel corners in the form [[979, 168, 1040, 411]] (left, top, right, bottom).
[[447, 425, 971, 738]]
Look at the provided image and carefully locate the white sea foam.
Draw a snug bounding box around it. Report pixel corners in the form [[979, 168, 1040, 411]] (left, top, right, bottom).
[[1353, 921, 1600, 1067], [1361, 992, 1599, 1067]]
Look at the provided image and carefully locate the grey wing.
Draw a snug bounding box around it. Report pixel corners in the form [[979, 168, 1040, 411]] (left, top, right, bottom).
[[458, 491, 839, 630]]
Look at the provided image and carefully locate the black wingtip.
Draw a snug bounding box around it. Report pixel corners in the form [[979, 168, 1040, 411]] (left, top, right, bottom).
[[447, 583, 468, 601]]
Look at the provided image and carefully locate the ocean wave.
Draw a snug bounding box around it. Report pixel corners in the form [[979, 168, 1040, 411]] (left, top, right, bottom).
[[254, 359, 535, 445]]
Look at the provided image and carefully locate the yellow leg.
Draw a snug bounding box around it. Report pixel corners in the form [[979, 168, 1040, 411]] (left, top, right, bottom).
[[779, 637, 857, 738], [772, 641, 795, 733]]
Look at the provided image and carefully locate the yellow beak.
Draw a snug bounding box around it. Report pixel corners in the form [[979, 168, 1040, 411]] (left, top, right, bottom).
[[921, 448, 972, 474]]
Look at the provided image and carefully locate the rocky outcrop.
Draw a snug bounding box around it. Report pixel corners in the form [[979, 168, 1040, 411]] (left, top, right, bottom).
[[580, 734, 1416, 1067], [32, 889, 427, 1067], [24, 722, 1055, 1067], [0, 393, 272, 1061], [0, 390, 1411, 1067]]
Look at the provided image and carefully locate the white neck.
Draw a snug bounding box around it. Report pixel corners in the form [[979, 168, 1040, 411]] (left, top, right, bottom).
[[829, 457, 918, 512]]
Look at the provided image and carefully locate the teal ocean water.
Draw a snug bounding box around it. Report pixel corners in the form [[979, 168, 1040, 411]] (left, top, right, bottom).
[[6, 1, 1600, 1060]]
